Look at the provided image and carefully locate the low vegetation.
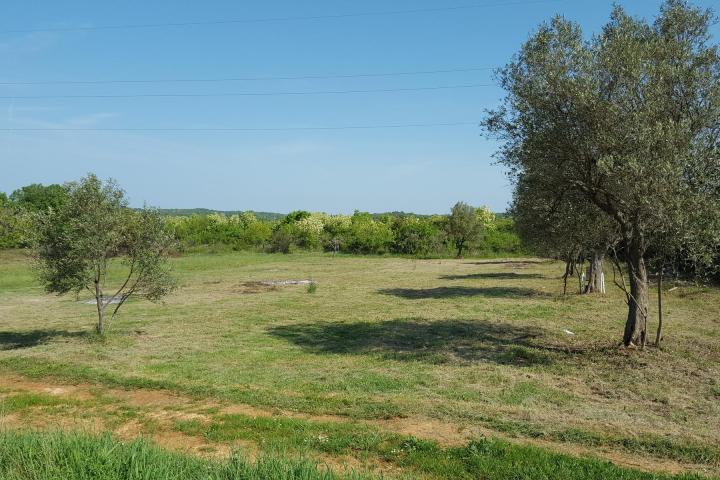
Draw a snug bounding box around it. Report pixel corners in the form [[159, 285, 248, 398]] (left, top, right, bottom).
[[0, 182, 523, 258], [0, 430, 709, 480]]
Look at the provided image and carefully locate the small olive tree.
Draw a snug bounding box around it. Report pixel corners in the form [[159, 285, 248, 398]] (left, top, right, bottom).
[[32, 174, 176, 334], [447, 202, 482, 257]]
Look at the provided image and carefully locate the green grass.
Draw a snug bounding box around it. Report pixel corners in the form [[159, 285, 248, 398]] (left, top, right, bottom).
[[0, 431, 358, 480], [0, 431, 706, 480], [0, 249, 719, 477], [0, 392, 68, 412]]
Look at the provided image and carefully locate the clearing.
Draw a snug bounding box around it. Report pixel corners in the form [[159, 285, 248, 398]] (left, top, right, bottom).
[[0, 250, 718, 479]]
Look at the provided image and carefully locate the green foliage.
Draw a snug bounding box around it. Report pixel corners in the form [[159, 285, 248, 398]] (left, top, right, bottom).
[[282, 210, 312, 224], [343, 212, 395, 254], [155, 208, 284, 221], [479, 217, 526, 255], [0, 185, 69, 249], [9, 183, 68, 212], [484, 0, 720, 343], [9, 194, 522, 258], [390, 216, 445, 256], [31, 174, 176, 333], [165, 212, 272, 251], [166, 207, 522, 257], [446, 202, 493, 257], [0, 204, 27, 249], [269, 223, 295, 253]]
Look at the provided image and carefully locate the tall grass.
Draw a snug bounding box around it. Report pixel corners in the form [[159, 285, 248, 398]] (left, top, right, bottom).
[[0, 431, 359, 480], [0, 431, 710, 480]]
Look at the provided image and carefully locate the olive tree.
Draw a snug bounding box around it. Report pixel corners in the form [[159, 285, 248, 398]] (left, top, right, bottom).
[[32, 174, 176, 334], [447, 202, 484, 257], [485, 1, 720, 346]]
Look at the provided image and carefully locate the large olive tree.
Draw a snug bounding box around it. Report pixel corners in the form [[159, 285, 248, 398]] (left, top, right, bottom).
[[32, 174, 177, 334], [485, 1, 720, 346]]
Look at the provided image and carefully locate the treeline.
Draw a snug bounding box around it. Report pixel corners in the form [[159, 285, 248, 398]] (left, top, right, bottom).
[[166, 208, 522, 257], [0, 183, 524, 257]]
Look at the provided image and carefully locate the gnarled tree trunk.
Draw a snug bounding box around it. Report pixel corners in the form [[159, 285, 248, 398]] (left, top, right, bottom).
[[624, 243, 648, 347], [584, 252, 605, 294]]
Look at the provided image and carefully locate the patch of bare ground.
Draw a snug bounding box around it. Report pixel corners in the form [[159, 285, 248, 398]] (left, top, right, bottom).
[[111, 388, 189, 409], [0, 374, 715, 477], [372, 417, 474, 447], [0, 376, 96, 401], [221, 403, 354, 426], [152, 430, 233, 459], [235, 282, 278, 294], [317, 453, 396, 479], [0, 413, 21, 429]]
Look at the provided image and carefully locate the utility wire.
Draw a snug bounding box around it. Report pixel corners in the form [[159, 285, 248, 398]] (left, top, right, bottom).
[[0, 66, 495, 86], [0, 0, 564, 34], [0, 83, 493, 100], [0, 121, 478, 133]]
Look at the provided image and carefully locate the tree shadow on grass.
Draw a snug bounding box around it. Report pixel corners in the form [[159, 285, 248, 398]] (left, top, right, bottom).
[[464, 260, 549, 266], [0, 330, 89, 350], [268, 318, 559, 366], [439, 273, 545, 280], [378, 286, 551, 299]]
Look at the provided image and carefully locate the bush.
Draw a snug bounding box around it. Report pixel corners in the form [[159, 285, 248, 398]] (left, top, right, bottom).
[[269, 224, 295, 253], [390, 216, 445, 256], [344, 212, 395, 254]]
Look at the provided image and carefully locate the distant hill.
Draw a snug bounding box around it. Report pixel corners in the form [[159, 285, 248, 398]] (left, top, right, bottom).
[[154, 209, 285, 221], [154, 208, 509, 220]]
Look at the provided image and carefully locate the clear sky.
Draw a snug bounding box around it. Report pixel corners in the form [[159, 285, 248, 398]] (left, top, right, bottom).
[[1, 0, 718, 214]]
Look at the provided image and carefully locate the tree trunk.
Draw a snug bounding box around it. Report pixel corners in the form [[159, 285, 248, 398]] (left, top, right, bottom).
[[624, 245, 648, 347], [656, 266, 664, 347], [456, 241, 465, 258], [562, 260, 571, 295], [94, 279, 105, 335], [584, 252, 605, 294]]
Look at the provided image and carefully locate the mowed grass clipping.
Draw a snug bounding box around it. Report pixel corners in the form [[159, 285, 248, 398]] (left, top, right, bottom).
[[0, 431, 708, 480], [0, 250, 719, 477]]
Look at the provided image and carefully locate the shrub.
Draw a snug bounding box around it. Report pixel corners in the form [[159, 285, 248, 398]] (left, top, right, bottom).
[[344, 212, 394, 255]]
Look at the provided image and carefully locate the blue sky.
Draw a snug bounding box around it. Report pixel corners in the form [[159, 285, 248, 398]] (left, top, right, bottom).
[[1, 0, 718, 214]]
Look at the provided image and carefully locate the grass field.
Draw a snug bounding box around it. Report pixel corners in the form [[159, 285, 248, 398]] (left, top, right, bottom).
[[0, 250, 718, 479]]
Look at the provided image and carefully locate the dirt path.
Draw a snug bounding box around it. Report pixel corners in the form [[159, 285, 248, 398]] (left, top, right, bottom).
[[0, 374, 712, 478]]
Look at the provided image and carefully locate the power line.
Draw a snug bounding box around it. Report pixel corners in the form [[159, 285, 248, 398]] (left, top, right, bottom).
[[0, 83, 494, 100], [0, 66, 495, 86], [0, 121, 478, 133], [0, 0, 564, 35]]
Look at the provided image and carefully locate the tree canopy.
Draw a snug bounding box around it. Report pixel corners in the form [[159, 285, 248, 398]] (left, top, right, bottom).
[[10, 183, 68, 212], [485, 0, 720, 346], [32, 174, 176, 334]]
